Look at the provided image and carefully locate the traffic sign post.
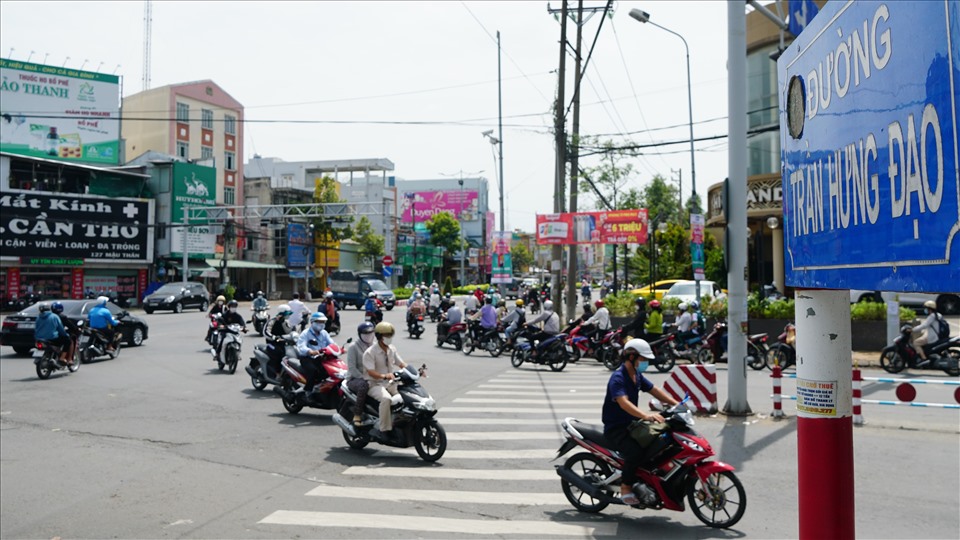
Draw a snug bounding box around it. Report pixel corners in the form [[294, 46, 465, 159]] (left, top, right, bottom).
[[779, 3, 959, 539], [382, 255, 393, 267]]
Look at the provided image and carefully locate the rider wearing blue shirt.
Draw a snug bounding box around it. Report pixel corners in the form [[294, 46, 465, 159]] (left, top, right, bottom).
[[88, 296, 119, 351], [34, 302, 69, 352], [297, 312, 335, 394]]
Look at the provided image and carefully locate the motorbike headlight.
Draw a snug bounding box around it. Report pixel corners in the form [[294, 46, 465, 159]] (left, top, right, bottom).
[[165, 295, 175, 302], [414, 397, 436, 411]]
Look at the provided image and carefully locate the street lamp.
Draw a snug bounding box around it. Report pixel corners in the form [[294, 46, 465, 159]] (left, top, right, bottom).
[[482, 130, 504, 230], [629, 8, 698, 213]]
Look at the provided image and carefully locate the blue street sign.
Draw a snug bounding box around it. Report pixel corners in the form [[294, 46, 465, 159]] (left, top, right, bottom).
[[382, 266, 393, 279], [788, 0, 819, 37], [779, 1, 960, 293]]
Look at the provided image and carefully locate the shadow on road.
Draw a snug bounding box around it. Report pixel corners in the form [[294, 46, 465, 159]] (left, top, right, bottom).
[[717, 414, 797, 472]]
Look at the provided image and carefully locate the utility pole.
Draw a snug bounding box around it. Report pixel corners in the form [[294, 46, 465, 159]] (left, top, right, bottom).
[[566, 0, 584, 319], [672, 168, 682, 218], [551, 0, 568, 318], [497, 31, 505, 232]]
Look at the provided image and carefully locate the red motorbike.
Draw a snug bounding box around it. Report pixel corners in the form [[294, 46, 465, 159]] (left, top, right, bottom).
[[565, 322, 600, 362], [554, 396, 746, 529], [274, 343, 346, 414]]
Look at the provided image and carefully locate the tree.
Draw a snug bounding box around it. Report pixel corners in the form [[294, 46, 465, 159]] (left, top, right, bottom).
[[354, 216, 384, 265], [511, 242, 533, 274], [311, 175, 352, 288], [424, 211, 463, 283], [642, 175, 682, 225], [580, 140, 635, 210]]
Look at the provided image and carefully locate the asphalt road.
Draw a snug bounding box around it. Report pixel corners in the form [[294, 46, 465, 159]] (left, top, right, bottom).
[[1, 304, 958, 539]]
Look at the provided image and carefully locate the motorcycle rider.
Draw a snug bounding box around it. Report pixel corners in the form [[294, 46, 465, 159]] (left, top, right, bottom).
[[406, 292, 427, 332], [468, 296, 499, 342], [206, 295, 227, 343], [321, 291, 339, 332], [621, 297, 648, 340], [289, 293, 309, 331], [464, 290, 480, 314], [438, 299, 462, 342], [581, 282, 591, 302], [525, 299, 560, 357], [502, 299, 526, 342], [602, 338, 679, 506], [496, 299, 509, 322], [362, 322, 408, 434], [673, 302, 699, 347], [428, 288, 442, 318], [252, 290, 268, 311], [213, 299, 248, 358], [488, 287, 501, 307], [51, 301, 80, 363], [364, 292, 383, 323], [346, 322, 376, 426], [34, 302, 70, 362], [645, 300, 664, 339], [297, 312, 335, 394], [439, 292, 453, 313], [582, 299, 612, 345], [263, 304, 295, 372], [88, 296, 120, 352], [912, 300, 946, 361]]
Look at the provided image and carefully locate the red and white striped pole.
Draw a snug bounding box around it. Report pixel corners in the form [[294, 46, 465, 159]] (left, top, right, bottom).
[[852, 368, 864, 426], [795, 289, 855, 540], [771, 364, 784, 418]]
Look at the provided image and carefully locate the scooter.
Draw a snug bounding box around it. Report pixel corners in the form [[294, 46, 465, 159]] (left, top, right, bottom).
[[554, 396, 746, 529], [601, 332, 676, 373], [78, 320, 121, 363], [595, 328, 626, 370], [436, 321, 467, 350], [406, 313, 426, 339], [251, 306, 270, 335], [667, 328, 703, 363], [274, 342, 347, 414], [33, 339, 80, 380], [428, 305, 442, 323], [206, 314, 222, 349], [697, 322, 769, 370], [462, 320, 505, 357], [510, 326, 571, 372], [766, 322, 797, 370], [333, 364, 447, 462], [365, 300, 384, 324], [325, 315, 341, 336], [879, 325, 960, 376], [213, 323, 246, 374], [245, 332, 297, 391]]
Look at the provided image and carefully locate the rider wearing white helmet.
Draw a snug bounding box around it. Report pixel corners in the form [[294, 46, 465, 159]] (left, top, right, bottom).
[[525, 299, 560, 356], [602, 338, 679, 506], [263, 304, 295, 369]]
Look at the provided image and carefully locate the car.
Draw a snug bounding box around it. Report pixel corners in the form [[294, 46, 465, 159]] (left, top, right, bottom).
[[143, 282, 210, 314], [1, 299, 149, 356], [630, 279, 683, 301], [662, 280, 727, 304], [499, 278, 523, 299], [850, 290, 960, 315]]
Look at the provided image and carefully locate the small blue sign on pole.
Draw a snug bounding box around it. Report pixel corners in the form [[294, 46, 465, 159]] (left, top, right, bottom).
[[778, 0, 960, 293], [787, 0, 819, 37], [382, 266, 393, 279]]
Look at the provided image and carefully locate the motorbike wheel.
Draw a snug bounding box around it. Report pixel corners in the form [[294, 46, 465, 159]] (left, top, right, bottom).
[[415, 421, 447, 462], [567, 345, 580, 363], [454, 335, 463, 351], [943, 348, 960, 377], [462, 334, 474, 356], [766, 347, 791, 371], [217, 360, 224, 371], [226, 348, 238, 374], [747, 343, 767, 370], [560, 452, 613, 513], [280, 375, 304, 414], [687, 469, 747, 529], [35, 358, 52, 380], [654, 353, 675, 373], [880, 350, 906, 374], [602, 350, 622, 371], [488, 336, 503, 358], [550, 352, 567, 372], [250, 373, 268, 391], [436, 335, 443, 347], [697, 348, 716, 365], [110, 342, 122, 360], [68, 351, 81, 373], [510, 349, 525, 368], [342, 428, 370, 450]]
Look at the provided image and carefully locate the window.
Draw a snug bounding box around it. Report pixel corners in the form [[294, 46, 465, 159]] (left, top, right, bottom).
[[224, 187, 235, 205], [201, 146, 213, 160], [224, 114, 236, 135], [246, 235, 257, 252], [273, 228, 286, 258], [225, 151, 236, 171], [176, 141, 189, 159], [201, 109, 213, 129], [176, 102, 189, 123]]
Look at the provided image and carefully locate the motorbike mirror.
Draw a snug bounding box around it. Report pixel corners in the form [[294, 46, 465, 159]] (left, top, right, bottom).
[[345, 337, 353, 344], [648, 398, 664, 411]]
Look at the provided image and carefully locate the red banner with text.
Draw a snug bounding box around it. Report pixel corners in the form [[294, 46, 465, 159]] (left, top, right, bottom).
[[6, 267, 20, 299], [536, 209, 648, 245], [71, 268, 84, 299]]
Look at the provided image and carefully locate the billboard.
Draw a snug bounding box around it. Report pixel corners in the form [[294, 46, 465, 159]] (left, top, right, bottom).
[[0, 59, 121, 164], [778, 1, 960, 291], [0, 191, 154, 263], [170, 162, 217, 259], [401, 190, 480, 223], [536, 209, 648, 245], [287, 223, 314, 268], [491, 231, 513, 284]]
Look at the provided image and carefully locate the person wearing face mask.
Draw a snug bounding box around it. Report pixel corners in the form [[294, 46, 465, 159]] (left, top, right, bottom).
[[362, 322, 407, 435], [346, 322, 376, 426], [297, 312, 335, 394], [213, 299, 248, 358], [912, 300, 948, 360], [602, 339, 678, 506], [206, 295, 227, 343]]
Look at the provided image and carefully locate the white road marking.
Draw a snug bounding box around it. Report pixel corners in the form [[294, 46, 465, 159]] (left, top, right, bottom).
[[373, 447, 558, 459], [445, 431, 562, 441], [259, 511, 618, 536], [342, 466, 558, 480], [305, 485, 569, 505], [466, 390, 605, 396], [441, 418, 599, 425], [453, 397, 599, 404], [443, 406, 599, 413]]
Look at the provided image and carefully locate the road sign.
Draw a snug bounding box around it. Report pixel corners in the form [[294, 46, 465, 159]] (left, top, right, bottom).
[[382, 266, 393, 278], [382, 255, 393, 267], [778, 1, 960, 292]]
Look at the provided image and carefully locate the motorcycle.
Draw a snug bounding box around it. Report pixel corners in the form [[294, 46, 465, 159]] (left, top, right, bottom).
[[566, 322, 601, 362], [510, 326, 571, 372], [274, 342, 347, 414], [595, 328, 626, 370], [213, 323, 246, 373], [251, 306, 270, 336], [601, 332, 676, 373], [697, 323, 769, 370], [880, 324, 960, 376], [245, 332, 298, 391], [462, 320, 505, 357], [428, 305, 442, 323], [333, 363, 447, 462], [78, 320, 121, 363], [206, 314, 222, 349], [365, 300, 384, 324], [554, 396, 747, 529], [406, 313, 426, 339], [667, 329, 703, 363], [436, 321, 467, 350], [766, 322, 797, 370], [33, 339, 80, 379], [325, 315, 341, 336]]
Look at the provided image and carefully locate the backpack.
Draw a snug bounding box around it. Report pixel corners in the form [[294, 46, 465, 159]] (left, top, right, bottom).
[[936, 315, 950, 340]]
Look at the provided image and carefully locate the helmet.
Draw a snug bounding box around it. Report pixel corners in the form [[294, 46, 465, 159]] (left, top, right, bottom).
[[96, 296, 109, 306], [357, 321, 375, 336], [374, 321, 395, 338], [689, 301, 699, 310], [216, 295, 226, 303], [623, 338, 655, 360], [414, 293, 422, 299], [38, 301, 51, 312], [368, 292, 376, 298], [497, 300, 506, 307], [325, 291, 333, 298], [445, 292, 451, 298], [227, 299, 238, 308], [485, 297, 493, 304], [544, 300, 554, 310], [595, 300, 604, 308], [51, 301, 64, 314], [649, 299, 661, 309], [277, 304, 293, 316], [678, 302, 688, 312], [256, 290, 264, 297], [516, 299, 524, 307], [923, 300, 937, 310], [310, 312, 328, 323], [635, 297, 647, 309]]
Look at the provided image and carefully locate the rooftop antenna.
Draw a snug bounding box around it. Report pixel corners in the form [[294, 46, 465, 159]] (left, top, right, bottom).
[[142, 0, 152, 90]]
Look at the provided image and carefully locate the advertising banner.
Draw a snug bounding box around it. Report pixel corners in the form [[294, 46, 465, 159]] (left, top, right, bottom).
[[286, 223, 314, 268], [485, 211, 495, 270], [0, 58, 121, 164], [70, 268, 84, 299], [491, 231, 513, 283], [401, 190, 480, 223], [6, 268, 20, 299], [170, 162, 217, 259], [137, 269, 148, 304], [0, 191, 154, 263], [690, 214, 705, 281], [536, 209, 648, 245]]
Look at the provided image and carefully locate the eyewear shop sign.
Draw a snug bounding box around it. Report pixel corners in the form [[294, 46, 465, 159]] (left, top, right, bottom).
[[536, 209, 648, 245], [0, 192, 154, 263], [779, 1, 960, 291]]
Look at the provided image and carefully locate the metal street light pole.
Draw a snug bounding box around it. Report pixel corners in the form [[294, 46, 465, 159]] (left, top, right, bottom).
[[629, 8, 698, 213], [440, 170, 482, 287]]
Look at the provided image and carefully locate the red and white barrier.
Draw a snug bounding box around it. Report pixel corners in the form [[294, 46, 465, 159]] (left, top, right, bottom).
[[664, 364, 717, 414]]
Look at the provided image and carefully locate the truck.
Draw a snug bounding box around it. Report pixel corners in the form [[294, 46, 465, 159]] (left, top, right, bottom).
[[329, 270, 396, 311]]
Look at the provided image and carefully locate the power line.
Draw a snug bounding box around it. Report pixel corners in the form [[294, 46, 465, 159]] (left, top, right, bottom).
[[576, 124, 779, 157]]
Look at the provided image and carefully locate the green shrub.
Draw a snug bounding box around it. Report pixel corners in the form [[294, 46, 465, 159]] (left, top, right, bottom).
[[452, 284, 490, 295], [394, 288, 413, 300], [661, 297, 682, 314], [224, 284, 236, 302], [702, 296, 727, 320], [764, 298, 795, 319], [604, 291, 638, 317], [443, 276, 453, 296], [849, 300, 916, 323]]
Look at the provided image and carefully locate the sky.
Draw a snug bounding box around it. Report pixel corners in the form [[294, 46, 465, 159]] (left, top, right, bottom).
[[1, 0, 741, 232]]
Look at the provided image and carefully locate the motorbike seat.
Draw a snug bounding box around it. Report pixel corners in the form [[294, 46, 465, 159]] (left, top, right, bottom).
[[748, 333, 766, 341], [570, 420, 612, 448]]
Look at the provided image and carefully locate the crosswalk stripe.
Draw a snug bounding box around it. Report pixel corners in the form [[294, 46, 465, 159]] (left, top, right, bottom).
[[446, 431, 562, 441], [259, 511, 618, 536], [477, 384, 603, 389], [305, 485, 569, 505], [467, 390, 605, 396], [444, 406, 598, 413], [342, 466, 558, 480], [372, 447, 558, 459], [454, 397, 599, 404], [442, 418, 598, 425]]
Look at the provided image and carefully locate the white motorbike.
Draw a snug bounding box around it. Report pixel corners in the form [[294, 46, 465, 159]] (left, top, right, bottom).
[[214, 323, 245, 374]]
